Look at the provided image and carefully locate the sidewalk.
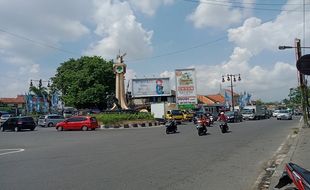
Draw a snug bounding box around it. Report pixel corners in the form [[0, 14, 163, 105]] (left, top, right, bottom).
[[268, 120, 310, 189]]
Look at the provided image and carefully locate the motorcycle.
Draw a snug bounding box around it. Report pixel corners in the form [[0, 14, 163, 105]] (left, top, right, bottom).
[[196, 119, 207, 136], [165, 120, 177, 134], [275, 162, 310, 190], [219, 122, 229, 133], [209, 115, 214, 125]]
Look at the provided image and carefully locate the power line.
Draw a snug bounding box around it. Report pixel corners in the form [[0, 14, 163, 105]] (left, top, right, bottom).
[[185, 0, 310, 6], [183, 0, 310, 12], [0, 27, 79, 56], [127, 36, 227, 62]]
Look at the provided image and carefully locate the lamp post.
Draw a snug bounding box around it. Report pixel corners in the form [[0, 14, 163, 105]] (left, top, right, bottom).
[[279, 39, 310, 127], [30, 79, 50, 88], [222, 74, 241, 112]]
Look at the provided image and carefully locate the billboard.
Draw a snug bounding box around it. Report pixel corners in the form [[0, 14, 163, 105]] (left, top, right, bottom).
[[131, 78, 171, 98], [175, 68, 197, 107]]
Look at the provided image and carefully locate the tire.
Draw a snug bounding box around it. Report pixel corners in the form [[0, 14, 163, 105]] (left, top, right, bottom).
[[1, 127, 4, 132], [57, 126, 63, 131], [30, 127, 35, 131], [47, 122, 54, 127], [166, 129, 169, 134], [14, 126, 19, 132], [81, 126, 88, 131]]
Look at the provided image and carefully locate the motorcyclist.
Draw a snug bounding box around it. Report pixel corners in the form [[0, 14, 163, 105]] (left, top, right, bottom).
[[218, 112, 228, 124]]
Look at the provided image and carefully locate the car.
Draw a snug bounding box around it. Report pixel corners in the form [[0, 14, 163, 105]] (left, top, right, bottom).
[[273, 110, 280, 117], [1, 116, 36, 132], [225, 111, 243, 123], [241, 109, 255, 120], [0, 114, 12, 125], [55, 116, 99, 131], [38, 114, 65, 127], [276, 110, 293, 120], [181, 110, 194, 122]]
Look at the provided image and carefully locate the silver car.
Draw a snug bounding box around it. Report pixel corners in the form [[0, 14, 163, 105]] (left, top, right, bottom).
[[0, 114, 12, 125], [276, 110, 292, 120], [38, 114, 65, 127]]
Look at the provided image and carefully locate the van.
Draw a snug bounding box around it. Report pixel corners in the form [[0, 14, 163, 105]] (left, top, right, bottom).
[[38, 114, 65, 127]]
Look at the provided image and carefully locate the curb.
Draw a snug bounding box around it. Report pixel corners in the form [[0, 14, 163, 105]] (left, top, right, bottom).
[[258, 117, 304, 189], [99, 121, 161, 129]]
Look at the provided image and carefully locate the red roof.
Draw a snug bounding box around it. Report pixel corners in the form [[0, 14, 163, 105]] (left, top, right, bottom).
[[197, 95, 214, 105], [207, 94, 225, 103], [0, 95, 25, 104]]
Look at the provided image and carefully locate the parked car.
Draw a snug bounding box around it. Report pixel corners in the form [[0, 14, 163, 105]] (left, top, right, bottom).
[[55, 116, 99, 131], [38, 114, 65, 127], [1, 116, 36, 132], [225, 111, 243, 123], [0, 114, 12, 125], [276, 110, 293, 120]]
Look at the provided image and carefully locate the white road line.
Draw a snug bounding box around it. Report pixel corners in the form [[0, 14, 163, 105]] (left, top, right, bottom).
[[0, 148, 25, 156]]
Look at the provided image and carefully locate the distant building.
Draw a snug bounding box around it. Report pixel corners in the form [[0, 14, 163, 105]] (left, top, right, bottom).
[[0, 95, 26, 114]]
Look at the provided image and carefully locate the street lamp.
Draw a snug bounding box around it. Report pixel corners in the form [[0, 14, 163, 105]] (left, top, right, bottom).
[[30, 79, 50, 88], [279, 39, 310, 127], [222, 74, 241, 112]]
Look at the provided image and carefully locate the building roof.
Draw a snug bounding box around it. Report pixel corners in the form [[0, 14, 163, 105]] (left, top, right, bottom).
[[207, 94, 225, 103], [197, 95, 214, 105], [0, 95, 25, 104], [197, 94, 225, 105]]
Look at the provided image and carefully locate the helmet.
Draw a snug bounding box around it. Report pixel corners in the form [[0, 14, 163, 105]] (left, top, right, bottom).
[[220, 112, 224, 115]]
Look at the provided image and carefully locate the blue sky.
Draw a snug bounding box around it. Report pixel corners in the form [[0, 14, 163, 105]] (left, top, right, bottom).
[[0, 0, 309, 101]]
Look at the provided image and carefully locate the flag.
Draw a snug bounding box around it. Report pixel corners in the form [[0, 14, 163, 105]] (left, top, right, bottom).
[[224, 91, 231, 108], [28, 93, 33, 113], [36, 95, 40, 112], [42, 94, 48, 113]]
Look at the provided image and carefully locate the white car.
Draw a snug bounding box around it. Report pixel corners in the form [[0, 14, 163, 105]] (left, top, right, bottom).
[[276, 110, 293, 120], [0, 114, 12, 125], [272, 110, 280, 117]]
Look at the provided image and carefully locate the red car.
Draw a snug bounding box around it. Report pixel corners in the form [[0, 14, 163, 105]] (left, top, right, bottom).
[[55, 116, 99, 131]]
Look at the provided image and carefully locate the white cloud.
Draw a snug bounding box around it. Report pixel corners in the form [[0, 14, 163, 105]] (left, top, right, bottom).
[[85, 0, 153, 60], [228, 2, 310, 54], [128, 0, 174, 16], [187, 0, 254, 29], [160, 46, 297, 101]]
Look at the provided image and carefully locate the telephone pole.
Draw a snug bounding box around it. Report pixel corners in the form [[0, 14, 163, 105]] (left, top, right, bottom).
[[295, 39, 309, 127]]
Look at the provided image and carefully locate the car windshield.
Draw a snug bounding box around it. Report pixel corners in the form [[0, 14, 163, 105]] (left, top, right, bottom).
[[242, 110, 253, 114], [279, 110, 289, 113], [225, 111, 234, 116], [1, 114, 11, 118], [171, 110, 182, 115]]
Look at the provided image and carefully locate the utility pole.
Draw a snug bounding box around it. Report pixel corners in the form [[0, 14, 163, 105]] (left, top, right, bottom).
[[295, 39, 309, 127], [222, 74, 241, 112]]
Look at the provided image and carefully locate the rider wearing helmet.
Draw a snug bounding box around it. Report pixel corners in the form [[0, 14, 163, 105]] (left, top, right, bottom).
[[218, 111, 228, 124]]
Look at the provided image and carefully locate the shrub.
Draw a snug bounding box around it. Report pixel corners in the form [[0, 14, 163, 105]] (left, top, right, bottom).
[[95, 112, 154, 125]]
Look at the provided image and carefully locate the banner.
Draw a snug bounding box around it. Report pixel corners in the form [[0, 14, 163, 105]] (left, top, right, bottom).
[[131, 78, 171, 97], [175, 68, 197, 107]]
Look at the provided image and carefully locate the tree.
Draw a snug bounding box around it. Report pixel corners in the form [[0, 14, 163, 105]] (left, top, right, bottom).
[[51, 56, 115, 110]]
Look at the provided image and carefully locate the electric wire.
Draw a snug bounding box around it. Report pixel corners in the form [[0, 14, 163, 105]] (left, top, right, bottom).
[[183, 0, 310, 12], [0, 27, 79, 56], [127, 36, 227, 62]]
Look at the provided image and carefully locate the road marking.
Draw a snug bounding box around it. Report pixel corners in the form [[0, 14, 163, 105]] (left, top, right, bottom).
[[0, 148, 25, 156]]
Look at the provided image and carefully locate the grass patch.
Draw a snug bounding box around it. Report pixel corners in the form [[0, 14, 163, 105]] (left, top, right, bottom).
[[95, 112, 154, 125]]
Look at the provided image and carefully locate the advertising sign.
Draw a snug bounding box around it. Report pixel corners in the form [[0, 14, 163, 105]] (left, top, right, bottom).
[[131, 78, 171, 97], [175, 68, 197, 108]]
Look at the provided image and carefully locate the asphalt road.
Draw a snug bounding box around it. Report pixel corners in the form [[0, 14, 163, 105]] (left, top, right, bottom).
[[0, 117, 300, 190]]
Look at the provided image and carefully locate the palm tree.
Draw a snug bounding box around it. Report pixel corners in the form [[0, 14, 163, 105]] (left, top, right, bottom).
[[28, 85, 50, 113]]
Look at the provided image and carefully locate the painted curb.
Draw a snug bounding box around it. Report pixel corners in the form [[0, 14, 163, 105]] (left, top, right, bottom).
[[99, 121, 161, 129]]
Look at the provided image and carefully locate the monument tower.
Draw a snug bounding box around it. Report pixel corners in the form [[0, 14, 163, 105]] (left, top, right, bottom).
[[112, 53, 129, 110]]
